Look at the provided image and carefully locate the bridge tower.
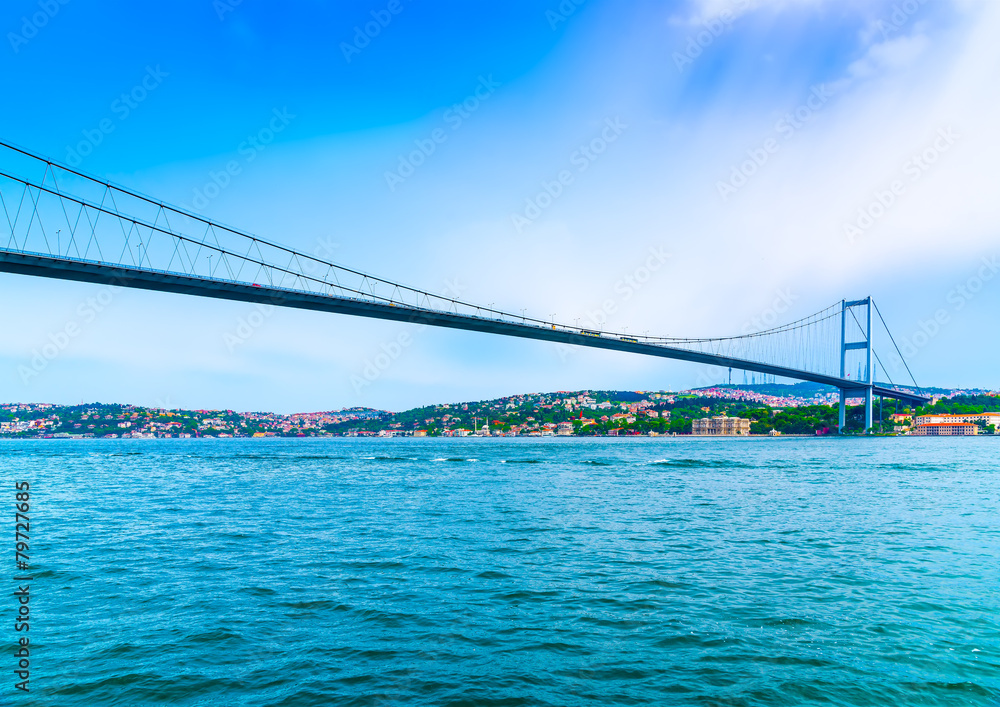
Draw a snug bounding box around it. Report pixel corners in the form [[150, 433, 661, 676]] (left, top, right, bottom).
[[838, 297, 874, 434]]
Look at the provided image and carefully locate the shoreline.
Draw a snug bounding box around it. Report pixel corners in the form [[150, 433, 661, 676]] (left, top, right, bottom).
[[3, 433, 975, 441]]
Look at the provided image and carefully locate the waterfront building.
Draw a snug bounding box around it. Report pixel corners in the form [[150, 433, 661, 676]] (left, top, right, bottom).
[[914, 413, 1000, 427], [692, 416, 751, 436], [911, 422, 978, 436]]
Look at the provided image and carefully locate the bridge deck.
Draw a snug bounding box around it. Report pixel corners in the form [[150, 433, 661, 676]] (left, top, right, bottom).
[[0, 249, 929, 406]]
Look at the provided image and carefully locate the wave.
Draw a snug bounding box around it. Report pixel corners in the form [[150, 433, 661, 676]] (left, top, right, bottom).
[[648, 458, 752, 469]]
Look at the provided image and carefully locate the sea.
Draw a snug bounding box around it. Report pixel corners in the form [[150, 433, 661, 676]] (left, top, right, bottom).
[[2, 436, 998, 706]]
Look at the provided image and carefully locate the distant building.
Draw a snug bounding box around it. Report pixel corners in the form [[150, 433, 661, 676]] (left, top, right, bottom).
[[556, 422, 574, 436], [692, 416, 751, 436], [911, 422, 977, 436], [413, 430, 427, 437]]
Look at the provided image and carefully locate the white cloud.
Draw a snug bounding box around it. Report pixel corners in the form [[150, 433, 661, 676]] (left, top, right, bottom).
[[847, 32, 930, 79], [824, 31, 931, 95]]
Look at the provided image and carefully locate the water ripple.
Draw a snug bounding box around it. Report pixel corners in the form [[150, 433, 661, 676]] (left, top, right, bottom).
[[4, 436, 999, 705]]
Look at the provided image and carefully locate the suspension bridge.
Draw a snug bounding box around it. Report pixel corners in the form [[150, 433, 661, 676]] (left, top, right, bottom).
[[0, 140, 928, 431]]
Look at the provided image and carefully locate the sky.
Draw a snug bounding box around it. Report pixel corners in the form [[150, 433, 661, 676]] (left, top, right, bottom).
[[1, 0, 998, 413]]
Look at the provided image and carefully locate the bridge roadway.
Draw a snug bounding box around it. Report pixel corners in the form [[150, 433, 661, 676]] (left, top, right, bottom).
[[0, 248, 929, 406]]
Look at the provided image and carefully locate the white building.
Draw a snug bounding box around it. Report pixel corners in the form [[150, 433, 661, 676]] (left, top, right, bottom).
[[692, 416, 751, 436], [915, 413, 999, 428]]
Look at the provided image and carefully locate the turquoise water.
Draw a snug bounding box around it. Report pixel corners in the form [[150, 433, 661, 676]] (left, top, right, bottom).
[[3, 437, 999, 705]]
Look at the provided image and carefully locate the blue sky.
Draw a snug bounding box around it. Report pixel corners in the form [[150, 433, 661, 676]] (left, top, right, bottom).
[[1, 0, 998, 412]]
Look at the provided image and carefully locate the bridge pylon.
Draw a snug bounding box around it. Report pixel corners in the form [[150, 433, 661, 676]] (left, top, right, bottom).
[[838, 297, 874, 434]]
